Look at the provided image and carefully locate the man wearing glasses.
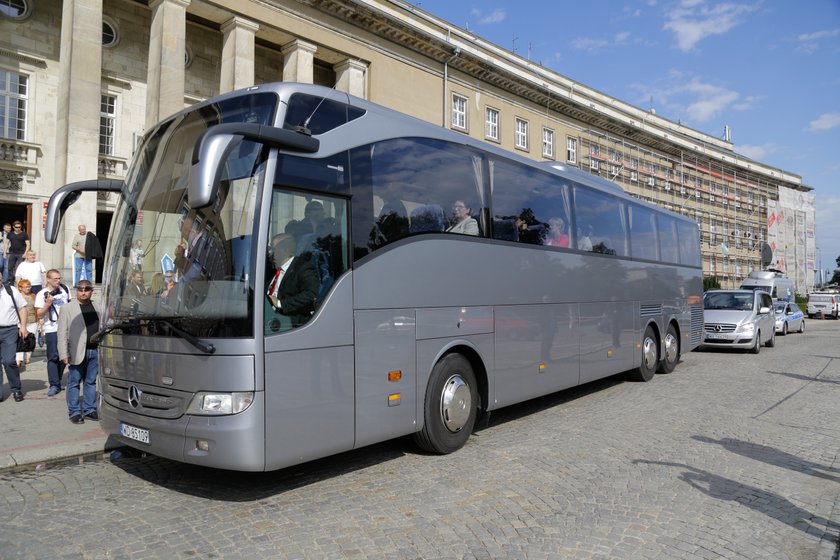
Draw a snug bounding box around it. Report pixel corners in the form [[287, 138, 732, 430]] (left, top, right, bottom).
[[5, 221, 29, 285], [57, 280, 100, 424], [35, 270, 71, 396]]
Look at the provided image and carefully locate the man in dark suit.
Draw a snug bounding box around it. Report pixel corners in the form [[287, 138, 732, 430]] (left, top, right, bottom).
[[266, 233, 318, 329], [127, 271, 148, 297]]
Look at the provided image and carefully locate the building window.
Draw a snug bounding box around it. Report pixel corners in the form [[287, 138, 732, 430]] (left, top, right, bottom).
[[485, 107, 499, 141], [99, 94, 116, 156], [514, 117, 528, 150], [451, 94, 467, 131], [630, 170, 638, 182], [102, 18, 119, 48], [542, 127, 554, 159], [566, 137, 577, 163], [1, 0, 30, 19], [0, 70, 28, 140]]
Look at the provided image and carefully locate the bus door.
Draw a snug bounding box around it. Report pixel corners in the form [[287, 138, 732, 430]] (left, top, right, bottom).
[[261, 187, 355, 468]]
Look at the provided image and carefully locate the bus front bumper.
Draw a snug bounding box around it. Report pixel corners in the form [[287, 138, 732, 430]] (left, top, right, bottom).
[[101, 392, 266, 471]]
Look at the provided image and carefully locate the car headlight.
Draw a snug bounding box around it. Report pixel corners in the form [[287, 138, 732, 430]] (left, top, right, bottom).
[[737, 323, 755, 335], [186, 392, 254, 415]]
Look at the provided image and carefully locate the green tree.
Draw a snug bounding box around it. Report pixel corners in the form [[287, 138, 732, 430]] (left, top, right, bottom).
[[703, 276, 721, 291]]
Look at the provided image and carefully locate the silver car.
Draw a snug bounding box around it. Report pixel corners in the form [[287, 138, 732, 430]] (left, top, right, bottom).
[[701, 290, 776, 353]]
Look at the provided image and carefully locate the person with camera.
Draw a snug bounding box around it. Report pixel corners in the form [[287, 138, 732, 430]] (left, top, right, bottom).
[[0, 271, 29, 402], [35, 269, 71, 397]]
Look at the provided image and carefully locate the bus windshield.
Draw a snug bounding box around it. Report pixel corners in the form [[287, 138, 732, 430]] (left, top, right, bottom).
[[104, 93, 277, 338]]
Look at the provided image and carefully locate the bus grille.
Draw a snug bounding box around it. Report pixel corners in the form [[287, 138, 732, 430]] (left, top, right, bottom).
[[691, 305, 704, 346], [103, 378, 191, 419]]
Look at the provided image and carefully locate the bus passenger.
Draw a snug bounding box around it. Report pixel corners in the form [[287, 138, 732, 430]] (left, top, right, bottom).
[[266, 233, 319, 328], [577, 225, 593, 251], [447, 200, 479, 236], [545, 217, 570, 247]]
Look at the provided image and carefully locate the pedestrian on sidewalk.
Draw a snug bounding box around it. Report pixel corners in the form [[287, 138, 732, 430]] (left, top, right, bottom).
[[6, 221, 29, 284], [0, 272, 29, 402], [14, 250, 46, 295], [35, 270, 71, 396], [14, 279, 40, 367], [57, 280, 100, 424], [0, 223, 10, 282]]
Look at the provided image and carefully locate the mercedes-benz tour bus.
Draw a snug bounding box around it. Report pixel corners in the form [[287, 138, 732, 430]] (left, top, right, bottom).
[[46, 83, 703, 471]]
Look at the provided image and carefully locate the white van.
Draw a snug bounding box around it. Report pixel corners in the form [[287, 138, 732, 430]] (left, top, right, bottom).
[[807, 291, 840, 319], [740, 270, 794, 302]]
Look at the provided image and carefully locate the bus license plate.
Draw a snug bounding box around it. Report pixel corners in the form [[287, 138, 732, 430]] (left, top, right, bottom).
[[120, 422, 150, 445]]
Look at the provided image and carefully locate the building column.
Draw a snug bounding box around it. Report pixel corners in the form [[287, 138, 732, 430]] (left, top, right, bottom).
[[54, 0, 103, 272], [145, 0, 190, 130], [220, 17, 259, 94], [333, 59, 367, 98], [281, 39, 317, 84]]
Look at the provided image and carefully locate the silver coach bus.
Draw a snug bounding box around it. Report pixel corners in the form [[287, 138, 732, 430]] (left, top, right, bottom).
[[46, 83, 703, 471]]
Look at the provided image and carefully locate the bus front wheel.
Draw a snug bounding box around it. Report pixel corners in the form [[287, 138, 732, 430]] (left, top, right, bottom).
[[628, 325, 658, 382], [414, 353, 478, 454]]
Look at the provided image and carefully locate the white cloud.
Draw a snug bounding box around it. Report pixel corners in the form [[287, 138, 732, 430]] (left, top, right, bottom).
[[571, 32, 634, 52], [797, 28, 840, 42], [470, 8, 506, 25], [737, 143, 776, 160], [631, 74, 747, 124], [808, 112, 840, 132], [663, 1, 759, 52]]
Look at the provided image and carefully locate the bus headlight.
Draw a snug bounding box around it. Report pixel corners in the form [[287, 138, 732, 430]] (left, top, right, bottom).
[[187, 392, 254, 415]]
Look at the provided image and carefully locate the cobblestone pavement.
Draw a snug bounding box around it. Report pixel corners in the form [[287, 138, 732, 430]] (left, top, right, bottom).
[[2, 321, 838, 559]]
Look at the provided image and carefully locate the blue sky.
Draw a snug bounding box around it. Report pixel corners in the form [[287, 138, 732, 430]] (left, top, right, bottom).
[[412, 0, 840, 274]]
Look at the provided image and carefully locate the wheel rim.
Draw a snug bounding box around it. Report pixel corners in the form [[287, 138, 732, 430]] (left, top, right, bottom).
[[440, 374, 472, 433], [643, 336, 657, 370], [663, 332, 678, 364]]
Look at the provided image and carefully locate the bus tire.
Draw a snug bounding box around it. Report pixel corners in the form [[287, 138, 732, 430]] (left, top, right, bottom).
[[657, 323, 680, 374], [750, 332, 761, 354], [414, 353, 478, 454], [628, 325, 657, 382]]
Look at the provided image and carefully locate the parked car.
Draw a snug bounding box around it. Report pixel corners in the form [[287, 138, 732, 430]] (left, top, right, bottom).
[[806, 291, 840, 319], [774, 302, 805, 335], [701, 289, 776, 354]]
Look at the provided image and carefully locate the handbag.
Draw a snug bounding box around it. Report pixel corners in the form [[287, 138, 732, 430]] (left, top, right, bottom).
[[17, 332, 36, 353], [3, 283, 36, 353]]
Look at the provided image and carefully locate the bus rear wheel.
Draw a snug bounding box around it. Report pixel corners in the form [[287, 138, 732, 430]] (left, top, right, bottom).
[[628, 325, 657, 382], [657, 323, 680, 374], [414, 353, 478, 454]]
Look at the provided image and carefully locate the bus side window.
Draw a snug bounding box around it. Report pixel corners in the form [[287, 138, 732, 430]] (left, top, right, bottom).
[[573, 186, 627, 256], [489, 157, 570, 246], [658, 215, 679, 264]]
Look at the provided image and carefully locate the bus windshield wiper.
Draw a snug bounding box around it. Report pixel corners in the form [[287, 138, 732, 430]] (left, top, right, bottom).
[[91, 317, 216, 354]]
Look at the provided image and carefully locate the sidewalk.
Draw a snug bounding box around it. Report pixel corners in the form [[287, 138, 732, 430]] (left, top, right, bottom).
[[0, 346, 115, 473]]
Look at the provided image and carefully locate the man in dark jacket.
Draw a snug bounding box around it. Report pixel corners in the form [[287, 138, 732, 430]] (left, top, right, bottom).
[[265, 233, 318, 330]]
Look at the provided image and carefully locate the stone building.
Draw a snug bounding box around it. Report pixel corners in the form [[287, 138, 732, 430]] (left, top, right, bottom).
[[0, 0, 814, 290]]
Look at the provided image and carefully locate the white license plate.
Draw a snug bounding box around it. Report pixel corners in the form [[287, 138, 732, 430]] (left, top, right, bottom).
[[705, 333, 729, 340], [120, 422, 150, 445]]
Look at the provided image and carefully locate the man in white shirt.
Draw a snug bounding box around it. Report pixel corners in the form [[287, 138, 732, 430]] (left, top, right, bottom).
[[14, 250, 46, 294], [35, 269, 71, 397], [0, 273, 29, 402]]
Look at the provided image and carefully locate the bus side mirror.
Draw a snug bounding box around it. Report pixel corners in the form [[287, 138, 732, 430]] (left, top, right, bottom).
[[45, 180, 123, 243], [189, 132, 242, 209], [190, 123, 320, 209]]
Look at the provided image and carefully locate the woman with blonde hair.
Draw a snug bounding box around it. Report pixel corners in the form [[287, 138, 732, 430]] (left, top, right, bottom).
[[15, 279, 41, 367]]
